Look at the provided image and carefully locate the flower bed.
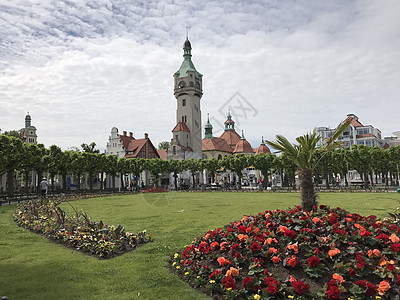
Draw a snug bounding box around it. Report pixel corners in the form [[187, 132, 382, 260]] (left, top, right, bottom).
[[13, 199, 152, 259], [170, 205, 400, 299], [142, 187, 169, 193]]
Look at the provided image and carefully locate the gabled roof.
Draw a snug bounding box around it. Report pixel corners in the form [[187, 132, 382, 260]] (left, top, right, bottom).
[[219, 130, 241, 148], [233, 139, 254, 154], [344, 115, 363, 127], [202, 137, 233, 153], [119, 135, 135, 150], [124, 139, 148, 158], [255, 144, 271, 155], [157, 149, 167, 160], [172, 122, 190, 133]]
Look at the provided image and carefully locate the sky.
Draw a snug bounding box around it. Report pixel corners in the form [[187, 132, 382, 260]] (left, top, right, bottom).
[[1, 0, 399, 151]]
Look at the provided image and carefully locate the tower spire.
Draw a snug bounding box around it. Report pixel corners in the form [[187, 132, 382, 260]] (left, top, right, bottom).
[[204, 113, 213, 139], [241, 130, 245, 140]]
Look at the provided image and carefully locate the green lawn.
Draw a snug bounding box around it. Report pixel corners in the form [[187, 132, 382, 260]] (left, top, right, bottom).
[[1, 192, 399, 299]]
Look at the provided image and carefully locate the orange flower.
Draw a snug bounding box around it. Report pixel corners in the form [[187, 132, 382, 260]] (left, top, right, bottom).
[[265, 213, 272, 219], [210, 241, 219, 249], [254, 227, 261, 235], [272, 256, 281, 263], [289, 275, 297, 283], [217, 257, 231, 266], [373, 249, 382, 257], [287, 243, 299, 254], [390, 233, 400, 243], [312, 217, 321, 224], [354, 223, 366, 231], [268, 247, 278, 255], [332, 273, 345, 285], [287, 255, 298, 268], [278, 225, 287, 233], [265, 238, 277, 245], [220, 242, 228, 251], [328, 248, 340, 259], [226, 267, 239, 277], [379, 256, 388, 266], [241, 216, 249, 223], [246, 227, 252, 234], [377, 280, 390, 295], [238, 234, 249, 242]]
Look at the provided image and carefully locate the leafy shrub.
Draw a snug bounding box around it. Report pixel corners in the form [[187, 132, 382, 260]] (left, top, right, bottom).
[[170, 205, 400, 299], [14, 199, 151, 259]]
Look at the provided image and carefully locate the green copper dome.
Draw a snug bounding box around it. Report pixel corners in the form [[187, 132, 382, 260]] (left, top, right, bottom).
[[175, 38, 203, 79]]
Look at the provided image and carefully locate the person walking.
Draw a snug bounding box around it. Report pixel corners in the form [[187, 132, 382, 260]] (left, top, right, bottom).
[[40, 178, 48, 198]]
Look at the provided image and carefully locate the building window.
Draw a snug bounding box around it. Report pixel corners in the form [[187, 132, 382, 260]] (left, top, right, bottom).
[[182, 116, 184, 122], [182, 99, 186, 106], [357, 128, 370, 135], [217, 154, 222, 160], [194, 104, 198, 112], [184, 116, 187, 122], [195, 120, 199, 128], [173, 146, 176, 155]]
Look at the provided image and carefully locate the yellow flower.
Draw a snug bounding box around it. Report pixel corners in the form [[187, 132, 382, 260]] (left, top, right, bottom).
[[184, 272, 189, 276], [348, 298, 354, 300], [196, 276, 200, 279], [172, 262, 176, 266], [174, 253, 179, 259], [288, 296, 294, 299], [209, 280, 215, 284], [176, 266, 180, 269], [253, 295, 261, 300], [227, 288, 232, 291]]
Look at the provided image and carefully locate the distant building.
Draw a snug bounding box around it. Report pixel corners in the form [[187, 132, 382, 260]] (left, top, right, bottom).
[[383, 131, 400, 148], [106, 128, 159, 159], [105, 128, 160, 188], [20, 113, 38, 145], [167, 38, 203, 160], [316, 114, 383, 148]]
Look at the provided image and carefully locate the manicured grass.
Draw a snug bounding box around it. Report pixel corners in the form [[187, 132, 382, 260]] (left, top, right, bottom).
[[0, 192, 399, 299]]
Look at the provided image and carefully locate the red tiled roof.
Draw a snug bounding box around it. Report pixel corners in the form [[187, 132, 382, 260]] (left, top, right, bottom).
[[255, 144, 271, 155], [219, 130, 241, 148], [233, 139, 254, 154], [172, 122, 190, 133], [344, 116, 363, 127], [356, 134, 374, 138], [124, 139, 147, 157], [157, 149, 167, 160], [119, 135, 135, 150], [202, 137, 233, 153]]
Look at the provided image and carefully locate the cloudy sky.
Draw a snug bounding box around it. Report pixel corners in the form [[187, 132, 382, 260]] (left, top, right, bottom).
[[1, 0, 399, 151]]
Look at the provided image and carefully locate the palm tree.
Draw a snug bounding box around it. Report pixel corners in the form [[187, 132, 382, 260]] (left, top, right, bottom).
[[266, 121, 350, 211]]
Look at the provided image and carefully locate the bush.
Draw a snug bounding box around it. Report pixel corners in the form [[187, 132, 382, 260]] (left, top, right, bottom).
[[14, 199, 152, 259], [170, 205, 400, 299]]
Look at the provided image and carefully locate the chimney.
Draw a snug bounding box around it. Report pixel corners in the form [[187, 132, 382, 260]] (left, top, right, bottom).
[[123, 131, 127, 136], [129, 132, 133, 138], [144, 133, 149, 139]]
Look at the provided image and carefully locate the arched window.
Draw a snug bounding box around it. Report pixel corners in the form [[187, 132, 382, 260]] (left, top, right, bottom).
[[217, 154, 222, 160]]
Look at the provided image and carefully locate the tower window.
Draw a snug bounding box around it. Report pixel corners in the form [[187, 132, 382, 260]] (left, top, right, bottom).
[[182, 116, 184, 122], [173, 146, 176, 155], [195, 120, 199, 128], [182, 99, 186, 106]]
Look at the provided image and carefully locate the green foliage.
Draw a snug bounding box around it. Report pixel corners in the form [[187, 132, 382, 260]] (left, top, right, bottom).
[[158, 141, 170, 150]]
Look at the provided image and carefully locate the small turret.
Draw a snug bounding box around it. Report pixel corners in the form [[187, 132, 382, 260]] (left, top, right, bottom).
[[204, 113, 213, 139]]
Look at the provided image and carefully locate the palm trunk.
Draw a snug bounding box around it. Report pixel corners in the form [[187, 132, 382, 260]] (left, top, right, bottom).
[[299, 168, 317, 212]]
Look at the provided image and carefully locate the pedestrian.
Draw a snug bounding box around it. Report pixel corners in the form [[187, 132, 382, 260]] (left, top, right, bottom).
[[40, 178, 48, 198]]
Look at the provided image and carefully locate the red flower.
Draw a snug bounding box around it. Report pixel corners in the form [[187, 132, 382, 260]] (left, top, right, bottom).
[[250, 241, 262, 252], [292, 280, 309, 295], [266, 284, 277, 295], [326, 284, 341, 299], [349, 267, 357, 277], [376, 233, 390, 242], [390, 243, 400, 252], [307, 256, 321, 267], [209, 269, 222, 280], [243, 276, 253, 290], [354, 280, 376, 297], [264, 276, 279, 289], [222, 275, 237, 290], [360, 230, 372, 237], [284, 229, 296, 239]]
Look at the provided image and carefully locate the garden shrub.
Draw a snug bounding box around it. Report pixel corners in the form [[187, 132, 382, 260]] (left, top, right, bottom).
[[170, 205, 400, 299], [13, 198, 151, 259]]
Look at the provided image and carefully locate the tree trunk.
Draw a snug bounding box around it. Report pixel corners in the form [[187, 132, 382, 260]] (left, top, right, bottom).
[[344, 173, 348, 188], [299, 168, 317, 212], [100, 172, 104, 190], [174, 174, 178, 191], [62, 172, 67, 192], [77, 173, 81, 191], [89, 173, 93, 192]]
